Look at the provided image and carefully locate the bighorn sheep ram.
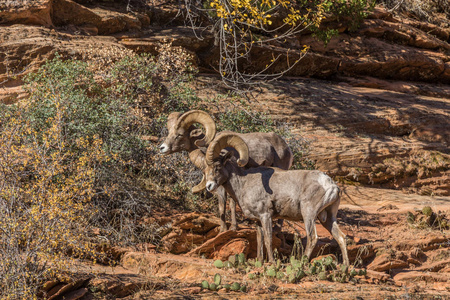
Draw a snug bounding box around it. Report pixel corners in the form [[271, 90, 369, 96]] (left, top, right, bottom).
[[159, 110, 293, 232], [203, 133, 349, 265]]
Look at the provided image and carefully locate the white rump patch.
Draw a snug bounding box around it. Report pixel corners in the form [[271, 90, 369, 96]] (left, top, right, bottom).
[[318, 173, 333, 190], [318, 172, 338, 205]]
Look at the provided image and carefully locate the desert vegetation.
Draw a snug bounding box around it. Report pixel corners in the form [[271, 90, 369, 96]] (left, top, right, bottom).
[[0, 0, 449, 299], [0, 43, 314, 298], [183, 0, 376, 90]]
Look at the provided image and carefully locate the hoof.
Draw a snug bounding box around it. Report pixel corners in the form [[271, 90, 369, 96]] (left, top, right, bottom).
[[229, 225, 238, 231]]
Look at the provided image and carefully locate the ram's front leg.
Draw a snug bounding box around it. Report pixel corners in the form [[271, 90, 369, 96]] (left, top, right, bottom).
[[256, 223, 265, 262], [216, 186, 228, 232], [229, 198, 238, 231], [260, 213, 274, 262]]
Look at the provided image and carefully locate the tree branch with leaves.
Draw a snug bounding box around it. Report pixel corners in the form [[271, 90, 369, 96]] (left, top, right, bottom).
[[184, 0, 375, 91]]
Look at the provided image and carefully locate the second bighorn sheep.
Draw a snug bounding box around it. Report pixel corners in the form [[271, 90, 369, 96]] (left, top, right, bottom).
[[203, 133, 349, 265], [159, 110, 293, 232]]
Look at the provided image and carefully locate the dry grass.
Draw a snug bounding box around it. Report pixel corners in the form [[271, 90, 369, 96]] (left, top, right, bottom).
[[379, 0, 449, 26]]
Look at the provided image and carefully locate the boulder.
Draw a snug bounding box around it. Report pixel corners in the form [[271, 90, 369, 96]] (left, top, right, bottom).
[[187, 228, 282, 259], [212, 238, 250, 261], [367, 253, 409, 272], [365, 269, 391, 282], [0, 0, 52, 27], [394, 271, 450, 286], [52, 0, 143, 35]]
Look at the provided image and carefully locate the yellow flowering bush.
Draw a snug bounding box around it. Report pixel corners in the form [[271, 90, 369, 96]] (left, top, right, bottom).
[[0, 47, 199, 298], [186, 0, 374, 90], [0, 103, 107, 299]]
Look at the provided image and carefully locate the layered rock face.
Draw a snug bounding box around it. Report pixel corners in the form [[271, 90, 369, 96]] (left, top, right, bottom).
[[2, 1, 449, 94], [0, 0, 449, 195]]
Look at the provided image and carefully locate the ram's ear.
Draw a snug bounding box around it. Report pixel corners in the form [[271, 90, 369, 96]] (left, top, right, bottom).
[[190, 128, 207, 147], [189, 128, 203, 138]]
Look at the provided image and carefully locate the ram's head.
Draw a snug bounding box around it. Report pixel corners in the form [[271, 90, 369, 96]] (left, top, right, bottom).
[[160, 110, 217, 193], [159, 110, 216, 155], [204, 133, 249, 193]]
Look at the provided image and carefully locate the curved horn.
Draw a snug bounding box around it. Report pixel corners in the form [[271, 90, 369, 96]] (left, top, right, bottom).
[[176, 110, 216, 145], [167, 112, 182, 129], [192, 175, 206, 193], [188, 149, 206, 170], [205, 133, 249, 167], [189, 149, 207, 193]]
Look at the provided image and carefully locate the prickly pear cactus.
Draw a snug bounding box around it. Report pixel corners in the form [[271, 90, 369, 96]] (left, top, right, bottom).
[[266, 267, 277, 277], [228, 255, 237, 267], [323, 256, 333, 266], [318, 271, 328, 281], [214, 273, 221, 285], [214, 259, 224, 268], [276, 271, 285, 280], [230, 282, 241, 291], [255, 260, 262, 268], [201, 280, 209, 289], [301, 255, 309, 265], [276, 259, 281, 270], [422, 206, 433, 216], [296, 270, 306, 280], [238, 253, 246, 265]]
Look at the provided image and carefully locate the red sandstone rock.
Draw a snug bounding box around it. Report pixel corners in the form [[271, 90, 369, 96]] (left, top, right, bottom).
[[213, 238, 250, 260], [59, 288, 88, 300], [394, 271, 450, 285], [0, 0, 52, 27], [367, 253, 409, 272]]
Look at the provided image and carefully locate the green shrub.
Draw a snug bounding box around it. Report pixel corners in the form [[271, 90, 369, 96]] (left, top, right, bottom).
[[330, 0, 376, 31], [0, 100, 106, 298], [379, 0, 449, 24], [311, 0, 376, 45], [1, 44, 205, 297]]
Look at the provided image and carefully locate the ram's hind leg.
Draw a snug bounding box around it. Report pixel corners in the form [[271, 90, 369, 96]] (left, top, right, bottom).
[[304, 216, 318, 261], [319, 201, 349, 266], [273, 219, 285, 248]]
